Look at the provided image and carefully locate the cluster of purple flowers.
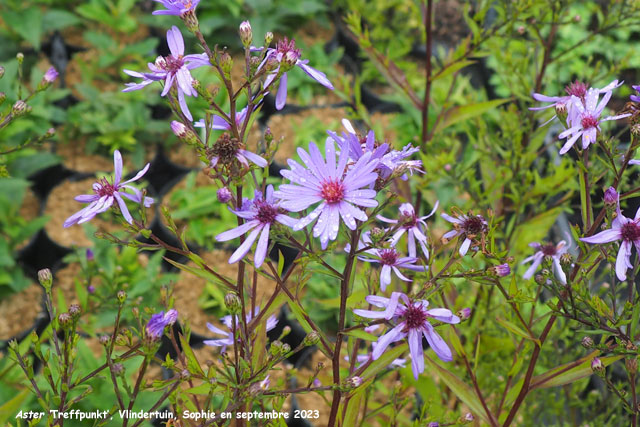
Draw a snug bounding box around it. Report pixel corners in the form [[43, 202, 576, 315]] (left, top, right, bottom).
[[531, 80, 630, 154]]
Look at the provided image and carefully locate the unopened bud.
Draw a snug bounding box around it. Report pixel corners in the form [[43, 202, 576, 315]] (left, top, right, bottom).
[[517, 26, 525, 35], [581, 336, 594, 349], [490, 263, 511, 277], [264, 32, 273, 46], [219, 52, 232, 78], [69, 304, 81, 319], [0, 66, 4, 79], [555, 103, 568, 123], [264, 127, 273, 144], [58, 312, 71, 328], [180, 369, 190, 380], [559, 253, 572, 268], [16, 52, 24, 62], [304, 331, 320, 346], [217, 187, 232, 203], [99, 335, 110, 346], [12, 100, 30, 117], [604, 186, 618, 206], [38, 268, 52, 290], [428, 423, 439, 427], [369, 227, 385, 243], [462, 413, 474, 423], [239, 21, 253, 48], [627, 357, 638, 374], [250, 56, 261, 73], [265, 56, 279, 73], [632, 124, 640, 138], [38, 67, 58, 90], [0, 92, 5, 105], [346, 376, 362, 388], [224, 292, 241, 314], [117, 290, 127, 304], [534, 274, 546, 285], [171, 120, 199, 145], [282, 51, 299, 71], [574, 15, 581, 22], [270, 340, 284, 356], [457, 308, 472, 320], [591, 357, 605, 376], [86, 248, 94, 261], [87, 285, 96, 294], [111, 363, 124, 376]]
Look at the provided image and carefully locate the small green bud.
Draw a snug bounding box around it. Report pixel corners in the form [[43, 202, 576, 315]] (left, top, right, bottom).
[[626, 357, 637, 374], [58, 313, 71, 328], [591, 357, 605, 377], [0, 66, 4, 79], [111, 363, 124, 377], [99, 335, 110, 346], [303, 331, 320, 346], [16, 52, 24, 63], [38, 268, 52, 291], [224, 292, 241, 314], [264, 32, 273, 46], [12, 100, 30, 117], [581, 336, 594, 349], [346, 376, 362, 388], [239, 21, 253, 48], [69, 304, 81, 319], [219, 52, 232, 79], [117, 290, 127, 304]]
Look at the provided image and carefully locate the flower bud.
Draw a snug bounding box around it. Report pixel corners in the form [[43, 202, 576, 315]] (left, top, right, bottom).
[[86, 249, 94, 261], [224, 292, 241, 314], [369, 227, 385, 243], [264, 32, 273, 46], [38, 268, 53, 291], [304, 331, 320, 346], [99, 335, 110, 346], [428, 423, 439, 427], [0, 66, 4, 79], [462, 413, 474, 423], [591, 357, 605, 376], [219, 52, 232, 78], [249, 56, 261, 74], [632, 123, 640, 138], [282, 51, 299, 71], [171, 120, 199, 146], [180, 369, 190, 380], [265, 56, 279, 73], [490, 263, 511, 277], [239, 21, 253, 48], [117, 290, 127, 305], [12, 100, 30, 117], [270, 340, 284, 356], [534, 274, 546, 285], [38, 67, 58, 90], [69, 304, 81, 319], [58, 312, 71, 328], [346, 376, 362, 388], [627, 357, 638, 374], [604, 186, 618, 206], [16, 52, 24, 62], [457, 308, 472, 320], [574, 14, 581, 22], [87, 285, 96, 294], [581, 336, 594, 349], [0, 92, 5, 105], [555, 103, 568, 123], [560, 253, 572, 269], [217, 187, 232, 203], [111, 363, 124, 376]]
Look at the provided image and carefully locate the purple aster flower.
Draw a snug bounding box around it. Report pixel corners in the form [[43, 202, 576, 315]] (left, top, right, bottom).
[[531, 80, 622, 126], [377, 202, 438, 259], [123, 26, 209, 121], [491, 263, 511, 277], [204, 307, 278, 352], [355, 239, 428, 291], [152, 0, 199, 16], [558, 87, 630, 154], [64, 150, 153, 227], [255, 37, 333, 110], [215, 185, 296, 267], [206, 133, 267, 169], [146, 309, 178, 339], [521, 240, 569, 284], [353, 292, 460, 379], [43, 66, 58, 84], [274, 139, 380, 249], [604, 186, 619, 205], [441, 212, 487, 256], [631, 85, 640, 103], [581, 199, 640, 281], [327, 120, 423, 183]]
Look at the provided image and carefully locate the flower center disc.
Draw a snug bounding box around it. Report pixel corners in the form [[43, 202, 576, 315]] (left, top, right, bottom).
[[541, 243, 557, 257], [621, 222, 640, 242], [95, 178, 117, 197], [403, 305, 427, 330], [255, 200, 278, 224], [463, 216, 485, 235], [379, 248, 399, 265], [320, 180, 345, 204], [581, 115, 599, 129]]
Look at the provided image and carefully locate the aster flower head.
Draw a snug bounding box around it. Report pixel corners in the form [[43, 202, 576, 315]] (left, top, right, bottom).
[[274, 139, 380, 249], [64, 150, 154, 227], [206, 133, 267, 171], [531, 79, 623, 127], [152, 0, 199, 16], [377, 201, 438, 259], [558, 88, 631, 154], [353, 292, 460, 379], [581, 200, 640, 281], [204, 307, 278, 352], [441, 211, 488, 256], [122, 26, 209, 121], [255, 37, 333, 110], [146, 309, 178, 339], [43, 66, 58, 84], [521, 240, 569, 284], [215, 185, 296, 267]]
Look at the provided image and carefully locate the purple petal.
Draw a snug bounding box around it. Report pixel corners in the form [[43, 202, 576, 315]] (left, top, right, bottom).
[[216, 220, 260, 241], [580, 229, 621, 244], [275, 72, 288, 110], [408, 328, 424, 379], [423, 324, 453, 362], [371, 324, 406, 360], [228, 226, 262, 264], [121, 163, 150, 185], [114, 193, 133, 224], [459, 237, 472, 256], [113, 150, 123, 184], [297, 62, 334, 89], [254, 224, 271, 268], [167, 26, 184, 57], [616, 240, 631, 281]]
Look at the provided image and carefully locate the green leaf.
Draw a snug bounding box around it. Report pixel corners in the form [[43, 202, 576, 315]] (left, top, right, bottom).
[[432, 60, 475, 82], [2, 9, 43, 50], [530, 351, 622, 390], [495, 317, 540, 347], [0, 389, 31, 423], [361, 344, 407, 380], [423, 355, 490, 424], [180, 336, 205, 377], [42, 10, 82, 32], [434, 99, 509, 133], [343, 329, 378, 341]]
